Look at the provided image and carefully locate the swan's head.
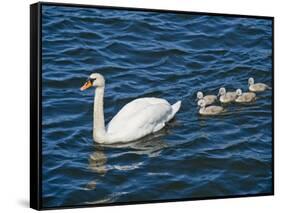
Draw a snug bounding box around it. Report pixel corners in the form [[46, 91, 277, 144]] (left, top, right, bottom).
[[80, 73, 105, 91], [197, 99, 206, 108], [218, 87, 226, 96], [196, 91, 204, 100], [248, 77, 254, 86], [236, 88, 242, 96]]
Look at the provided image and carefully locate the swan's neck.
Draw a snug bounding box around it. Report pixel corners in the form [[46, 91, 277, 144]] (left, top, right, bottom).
[[93, 86, 107, 143], [200, 106, 205, 114]]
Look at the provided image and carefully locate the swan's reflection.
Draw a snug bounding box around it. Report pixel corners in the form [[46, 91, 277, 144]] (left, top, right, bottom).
[[85, 121, 181, 195], [88, 127, 169, 177], [88, 149, 107, 176]]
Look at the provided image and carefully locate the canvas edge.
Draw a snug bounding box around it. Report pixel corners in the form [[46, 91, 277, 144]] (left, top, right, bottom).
[[37, 1, 273, 19], [271, 17, 275, 196], [30, 2, 43, 210]]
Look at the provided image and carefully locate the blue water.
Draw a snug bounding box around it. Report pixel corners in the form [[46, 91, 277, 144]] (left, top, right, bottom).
[[41, 5, 273, 208]]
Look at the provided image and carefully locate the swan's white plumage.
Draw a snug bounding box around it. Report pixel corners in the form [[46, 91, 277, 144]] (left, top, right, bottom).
[[106, 98, 180, 143], [81, 73, 181, 144]]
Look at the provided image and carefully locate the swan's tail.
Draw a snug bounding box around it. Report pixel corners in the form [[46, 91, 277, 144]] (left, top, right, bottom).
[[266, 85, 272, 90], [169, 100, 181, 121]]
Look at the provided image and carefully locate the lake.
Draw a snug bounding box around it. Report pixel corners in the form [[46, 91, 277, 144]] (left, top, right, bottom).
[[41, 5, 273, 208]]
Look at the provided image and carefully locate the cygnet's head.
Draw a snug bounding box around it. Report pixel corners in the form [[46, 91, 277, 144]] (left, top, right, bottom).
[[248, 77, 254, 86], [218, 87, 226, 96], [236, 89, 242, 96], [197, 91, 204, 100], [80, 73, 105, 91], [197, 99, 206, 108]]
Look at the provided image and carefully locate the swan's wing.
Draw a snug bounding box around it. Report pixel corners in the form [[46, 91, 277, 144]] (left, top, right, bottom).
[[106, 99, 172, 141], [208, 106, 223, 113], [224, 92, 237, 101], [240, 92, 256, 102], [107, 97, 170, 127], [204, 95, 217, 105], [252, 83, 268, 91]]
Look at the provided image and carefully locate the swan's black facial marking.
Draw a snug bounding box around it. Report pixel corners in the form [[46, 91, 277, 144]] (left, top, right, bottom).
[[87, 77, 96, 83]]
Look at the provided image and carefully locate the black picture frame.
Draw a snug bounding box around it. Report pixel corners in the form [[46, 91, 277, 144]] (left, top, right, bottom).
[[30, 1, 274, 210]]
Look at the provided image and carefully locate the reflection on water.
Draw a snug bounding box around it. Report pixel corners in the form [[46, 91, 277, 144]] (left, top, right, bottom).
[[88, 129, 169, 177], [89, 150, 107, 175], [85, 130, 169, 201]]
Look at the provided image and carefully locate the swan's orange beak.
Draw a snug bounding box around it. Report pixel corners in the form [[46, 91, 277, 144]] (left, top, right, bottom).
[[80, 80, 92, 91]]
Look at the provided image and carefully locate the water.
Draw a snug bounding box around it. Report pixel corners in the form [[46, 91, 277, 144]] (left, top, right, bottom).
[[41, 5, 273, 208]]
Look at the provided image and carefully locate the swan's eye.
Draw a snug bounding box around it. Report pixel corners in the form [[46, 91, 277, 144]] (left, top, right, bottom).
[[87, 77, 96, 83]]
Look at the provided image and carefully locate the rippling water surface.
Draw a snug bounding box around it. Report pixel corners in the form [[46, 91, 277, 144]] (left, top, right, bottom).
[[41, 5, 273, 208]]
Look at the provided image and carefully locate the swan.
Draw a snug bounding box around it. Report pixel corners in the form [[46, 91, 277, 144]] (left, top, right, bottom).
[[197, 99, 224, 116], [235, 89, 256, 103], [218, 87, 237, 103], [80, 73, 182, 144], [196, 91, 217, 106], [248, 77, 271, 92]]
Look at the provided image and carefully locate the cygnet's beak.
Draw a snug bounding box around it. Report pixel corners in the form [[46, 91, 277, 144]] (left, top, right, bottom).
[[80, 80, 92, 91]]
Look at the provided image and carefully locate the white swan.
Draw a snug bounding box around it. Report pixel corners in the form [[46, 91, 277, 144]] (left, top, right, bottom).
[[197, 99, 224, 116], [248, 77, 271, 92], [218, 87, 237, 103], [235, 89, 256, 103], [196, 91, 217, 106], [80, 73, 182, 144]]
